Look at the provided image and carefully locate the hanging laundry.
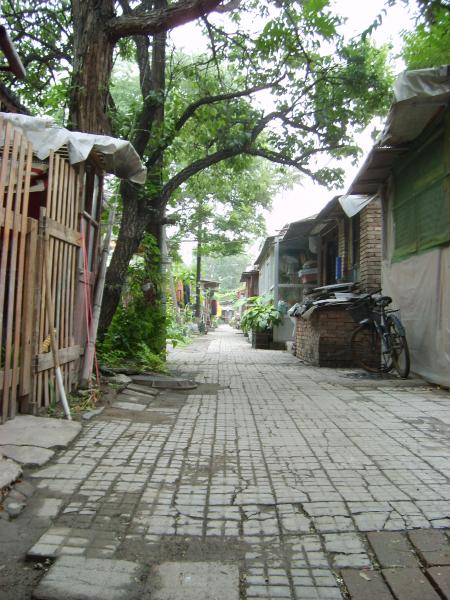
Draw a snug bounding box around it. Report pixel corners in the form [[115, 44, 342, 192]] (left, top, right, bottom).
[[176, 280, 184, 305]]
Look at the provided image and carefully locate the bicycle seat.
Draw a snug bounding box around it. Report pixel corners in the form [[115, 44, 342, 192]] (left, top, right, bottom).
[[374, 295, 392, 307]]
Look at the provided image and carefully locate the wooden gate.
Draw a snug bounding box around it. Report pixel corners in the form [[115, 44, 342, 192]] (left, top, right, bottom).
[[32, 152, 83, 413], [0, 117, 33, 422], [1, 116, 86, 421]]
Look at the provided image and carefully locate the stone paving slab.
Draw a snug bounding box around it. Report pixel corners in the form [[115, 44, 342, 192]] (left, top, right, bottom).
[[32, 556, 145, 600], [146, 561, 238, 600], [112, 401, 147, 411], [342, 530, 450, 598], [382, 567, 441, 600], [0, 456, 22, 489], [0, 415, 81, 449], [125, 383, 159, 396], [340, 569, 394, 600], [0, 445, 54, 467], [366, 531, 417, 568], [427, 566, 450, 600], [408, 529, 450, 566]]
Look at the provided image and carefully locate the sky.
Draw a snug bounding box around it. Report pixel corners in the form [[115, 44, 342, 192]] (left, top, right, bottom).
[[169, 0, 417, 263]]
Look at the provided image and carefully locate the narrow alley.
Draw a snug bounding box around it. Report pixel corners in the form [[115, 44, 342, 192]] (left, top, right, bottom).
[[2, 326, 450, 599]]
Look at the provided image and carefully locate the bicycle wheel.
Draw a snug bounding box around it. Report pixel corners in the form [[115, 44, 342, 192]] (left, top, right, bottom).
[[387, 316, 410, 378], [350, 323, 391, 373]]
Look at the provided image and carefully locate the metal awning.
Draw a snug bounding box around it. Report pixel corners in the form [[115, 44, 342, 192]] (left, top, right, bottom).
[[200, 279, 220, 289], [347, 147, 409, 195], [349, 66, 450, 195], [254, 235, 275, 266], [240, 269, 258, 283], [380, 65, 450, 146]]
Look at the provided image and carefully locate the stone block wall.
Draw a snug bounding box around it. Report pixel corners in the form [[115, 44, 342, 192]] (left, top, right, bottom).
[[359, 198, 382, 290], [295, 305, 356, 367]]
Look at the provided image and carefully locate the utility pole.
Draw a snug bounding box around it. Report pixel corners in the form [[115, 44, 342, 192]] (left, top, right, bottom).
[[195, 223, 202, 318]]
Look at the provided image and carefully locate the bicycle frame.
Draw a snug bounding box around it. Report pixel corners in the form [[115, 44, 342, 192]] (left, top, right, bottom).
[[358, 302, 395, 370], [349, 291, 410, 377]]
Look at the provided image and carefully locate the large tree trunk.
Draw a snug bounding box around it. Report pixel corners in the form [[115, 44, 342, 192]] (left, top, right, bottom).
[[98, 181, 147, 334], [99, 6, 167, 336], [70, 0, 115, 133]]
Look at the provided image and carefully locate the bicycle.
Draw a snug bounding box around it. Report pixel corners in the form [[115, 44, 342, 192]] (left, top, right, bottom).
[[348, 291, 410, 378]]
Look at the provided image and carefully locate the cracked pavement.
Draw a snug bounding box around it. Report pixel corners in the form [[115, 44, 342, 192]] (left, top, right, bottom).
[[5, 325, 450, 599]]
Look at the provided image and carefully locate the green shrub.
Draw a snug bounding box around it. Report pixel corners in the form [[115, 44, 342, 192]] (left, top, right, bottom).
[[97, 234, 167, 372], [240, 294, 282, 333]]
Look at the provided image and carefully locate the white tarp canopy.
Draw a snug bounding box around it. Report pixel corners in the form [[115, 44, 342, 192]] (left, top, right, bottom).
[[338, 194, 377, 218], [0, 112, 147, 184], [379, 65, 450, 146]]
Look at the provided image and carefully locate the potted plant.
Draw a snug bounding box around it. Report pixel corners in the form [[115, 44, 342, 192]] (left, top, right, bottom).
[[240, 295, 282, 349]]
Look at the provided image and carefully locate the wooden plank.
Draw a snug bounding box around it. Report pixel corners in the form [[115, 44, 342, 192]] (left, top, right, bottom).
[[59, 160, 70, 351], [0, 368, 21, 390], [64, 169, 74, 363], [52, 157, 64, 354], [7, 137, 30, 419], [0, 125, 18, 372], [19, 218, 38, 399], [1, 139, 27, 418], [0, 120, 12, 218], [48, 155, 60, 406], [37, 207, 48, 409], [34, 345, 81, 372], [0, 207, 24, 231], [42, 217, 81, 246], [70, 166, 83, 391], [0, 128, 21, 422], [11, 140, 33, 416], [37, 153, 56, 408]]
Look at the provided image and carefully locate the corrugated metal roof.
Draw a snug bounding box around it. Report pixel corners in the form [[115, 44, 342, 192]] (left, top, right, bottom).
[[254, 235, 275, 266], [347, 147, 409, 195], [349, 66, 450, 195], [280, 215, 316, 241], [240, 269, 258, 283]]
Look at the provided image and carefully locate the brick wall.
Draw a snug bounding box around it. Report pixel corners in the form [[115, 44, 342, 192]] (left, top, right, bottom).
[[338, 218, 348, 280], [359, 198, 382, 290], [295, 305, 356, 367]]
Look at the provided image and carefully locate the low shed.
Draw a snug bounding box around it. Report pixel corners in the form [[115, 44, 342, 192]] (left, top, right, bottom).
[[0, 113, 145, 421]]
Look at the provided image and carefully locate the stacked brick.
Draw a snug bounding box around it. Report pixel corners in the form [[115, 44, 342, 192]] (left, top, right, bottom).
[[295, 305, 356, 367], [359, 197, 382, 290]]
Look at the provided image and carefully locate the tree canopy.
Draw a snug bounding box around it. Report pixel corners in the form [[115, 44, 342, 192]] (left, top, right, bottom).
[[1, 0, 398, 335], [401, 6, 450, 68]]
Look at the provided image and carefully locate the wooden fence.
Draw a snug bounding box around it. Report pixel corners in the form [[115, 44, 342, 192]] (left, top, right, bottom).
[[0, 118, 87, 422], [32, 152, 82, 415], [0, 118, 33, 422]]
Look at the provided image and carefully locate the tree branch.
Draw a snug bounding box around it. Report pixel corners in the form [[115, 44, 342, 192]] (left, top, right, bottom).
[[145, 78, 282, 168], [106, 0, 225, 41], [161, 146, 244, 202], [243, 147, 321, 181]]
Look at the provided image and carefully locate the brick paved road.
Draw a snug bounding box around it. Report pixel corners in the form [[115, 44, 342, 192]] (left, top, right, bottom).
[[25, 326, 450, 598]]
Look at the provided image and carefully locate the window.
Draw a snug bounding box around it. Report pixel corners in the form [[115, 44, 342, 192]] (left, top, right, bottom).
[[393, 124, 449, 261]]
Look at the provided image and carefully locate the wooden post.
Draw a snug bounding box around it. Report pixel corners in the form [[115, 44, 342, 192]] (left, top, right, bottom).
[[80, 207, 115, 387], [42, 213, 72, 421]]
